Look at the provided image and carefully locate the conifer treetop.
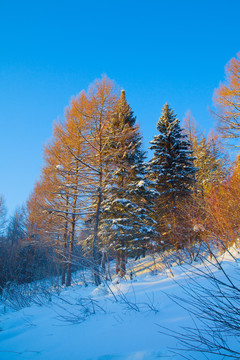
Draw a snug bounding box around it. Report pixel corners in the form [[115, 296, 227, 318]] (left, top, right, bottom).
[[113, 89, 136, 128], [149, 103, 196, 199], [120, 89, 126, 101], [156, 103, 179, 134]]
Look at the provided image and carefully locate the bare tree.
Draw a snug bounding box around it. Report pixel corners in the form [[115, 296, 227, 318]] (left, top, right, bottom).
[[0, 195, 7, 238], [161, 250, 240, 359]]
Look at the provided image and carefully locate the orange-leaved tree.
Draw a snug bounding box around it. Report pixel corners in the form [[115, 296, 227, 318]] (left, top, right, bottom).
[[206, 155, 240, 250], [28, 76, 119, 286], [213, 52, 240, 143]]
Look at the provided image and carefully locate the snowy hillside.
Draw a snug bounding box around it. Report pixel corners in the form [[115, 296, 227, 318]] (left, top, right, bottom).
[[1, 249, 240, 360]]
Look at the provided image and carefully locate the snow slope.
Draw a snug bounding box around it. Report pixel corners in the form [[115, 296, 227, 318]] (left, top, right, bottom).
[[1, 250, 240, 360]]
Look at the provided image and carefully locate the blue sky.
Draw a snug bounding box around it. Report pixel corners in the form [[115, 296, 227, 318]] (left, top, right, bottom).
[[1, 0, 240, 215]]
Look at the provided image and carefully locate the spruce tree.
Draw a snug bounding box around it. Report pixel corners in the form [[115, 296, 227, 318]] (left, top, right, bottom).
[[99, 91, 157, 276], [149, 103, 196, 248]]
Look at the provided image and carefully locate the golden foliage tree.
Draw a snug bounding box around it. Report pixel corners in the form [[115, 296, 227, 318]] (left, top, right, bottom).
[[28, 76, 120, 286], [214, 52, 240, 142], [204, 155, 240, 250]]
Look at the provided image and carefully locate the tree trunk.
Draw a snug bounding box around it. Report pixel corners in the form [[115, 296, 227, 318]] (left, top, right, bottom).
[[61, 220, 68, 285], [92, 190, 102, 286], [66, 213, 76, 287], [119, 250, 126, 277], [116, 252, 120, 274], [61, 254, 66, 285]]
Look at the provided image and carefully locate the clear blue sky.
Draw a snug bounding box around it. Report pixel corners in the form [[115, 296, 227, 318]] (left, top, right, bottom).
[[1, 0, 240, 215]]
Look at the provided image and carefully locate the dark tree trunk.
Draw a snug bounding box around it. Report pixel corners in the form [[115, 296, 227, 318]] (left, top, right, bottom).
[[61, 220, 68, 285], [116, 252, 120, 274], [119, 250, 126, 277], [66, 212, 76, 287], [92, 190, 102, 286]]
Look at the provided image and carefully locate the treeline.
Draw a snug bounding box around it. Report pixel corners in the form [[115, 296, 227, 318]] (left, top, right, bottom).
[[1, 53, 240, 290], [0, 204, 58, 293]]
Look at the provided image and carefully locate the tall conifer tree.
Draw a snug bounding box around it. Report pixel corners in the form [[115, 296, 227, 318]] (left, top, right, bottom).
[[149, 103, 196, 248], [99, 91, 157, 276]]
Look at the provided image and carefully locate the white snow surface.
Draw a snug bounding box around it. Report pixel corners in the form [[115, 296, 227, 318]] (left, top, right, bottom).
[[1, 248, 240, 359]]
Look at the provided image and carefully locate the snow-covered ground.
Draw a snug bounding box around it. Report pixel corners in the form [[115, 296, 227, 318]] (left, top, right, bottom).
[[1, 249, 240, 359]]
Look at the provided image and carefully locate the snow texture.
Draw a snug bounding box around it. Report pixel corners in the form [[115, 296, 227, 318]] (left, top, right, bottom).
[[1, 248, 240, 359]]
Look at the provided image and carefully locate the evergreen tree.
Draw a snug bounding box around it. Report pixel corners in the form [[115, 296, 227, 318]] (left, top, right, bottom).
[[99, 91, 157, 276], [149, 103, 196, 248]]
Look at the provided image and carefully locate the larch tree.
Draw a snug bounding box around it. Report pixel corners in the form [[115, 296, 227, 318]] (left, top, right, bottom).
[[64, 76, 118, 285], [28, 114, 87, 286], [182, 111, 199, 150], [27, 175, 69, 282], [149, 103, 196, 249], [213, 52, 240, 143], [183, 119, 229, 196], [183, 112, 228, 194], [206, 155, 240, 250], [182, 116, 229, 253], [28, 76, 119, 286]]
